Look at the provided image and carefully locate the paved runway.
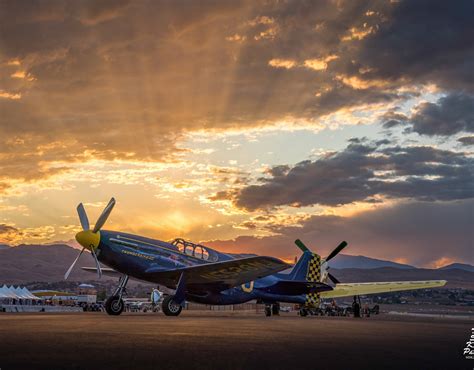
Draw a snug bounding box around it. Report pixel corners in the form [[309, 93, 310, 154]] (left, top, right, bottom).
[[0, 312, 472, 370]]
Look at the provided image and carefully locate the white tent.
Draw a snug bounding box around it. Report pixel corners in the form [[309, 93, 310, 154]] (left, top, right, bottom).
[[20, 287, 40, 300], [0, 285, 17, 299], [0, 285, 41, 301]]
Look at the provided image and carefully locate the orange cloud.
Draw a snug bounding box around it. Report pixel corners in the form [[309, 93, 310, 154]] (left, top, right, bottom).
[[304, 55, 338, 71], [430, 257, 456, 269], [0, 90, 21, 100], [341, 25, 374, 41], [268, 58, 296, 69], [335, 75, 390, 89]]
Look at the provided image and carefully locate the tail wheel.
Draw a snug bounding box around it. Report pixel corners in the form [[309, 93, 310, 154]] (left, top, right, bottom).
[[105, 295, 124, 316], [162, 295, 182, 316], [299, 308, 308, 317]]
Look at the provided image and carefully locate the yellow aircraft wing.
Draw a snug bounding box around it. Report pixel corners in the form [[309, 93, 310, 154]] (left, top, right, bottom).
[[320, 280, 447, 299]]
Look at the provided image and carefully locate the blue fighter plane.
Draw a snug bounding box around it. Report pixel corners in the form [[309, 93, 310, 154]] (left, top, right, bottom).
[[65, 198, 446, 316]]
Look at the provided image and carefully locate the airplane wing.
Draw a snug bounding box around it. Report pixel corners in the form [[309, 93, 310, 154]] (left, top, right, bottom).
[[145, 256, 291, 291], [262, 280, 333, 295], [320, 280, 447, 299]]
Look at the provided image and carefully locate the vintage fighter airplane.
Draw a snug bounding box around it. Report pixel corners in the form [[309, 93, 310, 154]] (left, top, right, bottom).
[[65, 198, 446, 316]]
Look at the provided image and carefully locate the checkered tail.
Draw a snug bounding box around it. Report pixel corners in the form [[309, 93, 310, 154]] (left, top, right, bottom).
[[304, 253, 322, 308]]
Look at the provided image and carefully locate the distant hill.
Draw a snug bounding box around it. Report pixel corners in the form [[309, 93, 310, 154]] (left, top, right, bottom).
[[0, 244, 113, 284], [0, 244, 9, 250], [0, 244, 473, 289], [328, 254, 415, 270], [438, 263, 474, 272]]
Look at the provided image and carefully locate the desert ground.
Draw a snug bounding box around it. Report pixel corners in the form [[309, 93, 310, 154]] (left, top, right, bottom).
[[0, 311, 472, 370]]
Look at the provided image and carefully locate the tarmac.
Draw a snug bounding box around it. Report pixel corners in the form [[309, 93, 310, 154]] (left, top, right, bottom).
[[0, 311, 472, 370]]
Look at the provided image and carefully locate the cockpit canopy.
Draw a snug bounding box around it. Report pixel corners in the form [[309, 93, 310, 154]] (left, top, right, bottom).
[[170, 238, 218, 262]]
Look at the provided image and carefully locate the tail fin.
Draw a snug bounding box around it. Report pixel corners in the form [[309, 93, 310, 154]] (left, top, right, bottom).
[[290, 240, 322, 307], [288, 251, 322, 282]]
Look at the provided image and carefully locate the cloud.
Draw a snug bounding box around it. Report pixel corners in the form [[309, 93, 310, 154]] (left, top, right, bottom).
[[0, 91, 21, 100], [303, 55, 338, 71], [233, 141, 474, 210], [382, 93, 474, 136], [354, 0, 474, 92], [268, 58, 297, 69], [76, 0, 131, 25], [458, 136, 474, 146], [0, 0, 471, 189], [0, 224, 22, 244], [409, 93, 474, 136], [381, 111, 409, 129], [206, 200, 474, 267]]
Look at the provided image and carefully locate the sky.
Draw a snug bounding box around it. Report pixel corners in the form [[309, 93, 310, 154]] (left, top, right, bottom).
[[0, 0, 472, 268]]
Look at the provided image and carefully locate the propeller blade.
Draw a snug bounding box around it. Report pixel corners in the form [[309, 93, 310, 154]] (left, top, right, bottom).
[[325, 241, 348, 262], [77, 203, 90, 231], [91, 248, 102, 279], [92, 197, 115, 233], [64, 247, 85, 280], [327, 272, 340, 284], [295, 239, 310, 252]]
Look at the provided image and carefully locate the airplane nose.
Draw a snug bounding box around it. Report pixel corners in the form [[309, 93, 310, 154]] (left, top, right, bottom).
[[75, 230, 101, 251]]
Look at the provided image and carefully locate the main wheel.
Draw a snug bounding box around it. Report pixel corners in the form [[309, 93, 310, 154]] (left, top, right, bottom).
[[162, 295, 182, 316], [272, 302, 280, 316], [264, 305, 272, 317], [105, 295, 124, 316]]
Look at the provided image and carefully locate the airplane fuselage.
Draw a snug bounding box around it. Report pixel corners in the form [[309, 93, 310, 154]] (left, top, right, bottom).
[[96, 230, 306, 306]]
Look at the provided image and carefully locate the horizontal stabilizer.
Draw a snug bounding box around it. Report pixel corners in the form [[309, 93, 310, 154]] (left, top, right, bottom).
[[263, 280, 333, 295], [320, 280, 447, 299]]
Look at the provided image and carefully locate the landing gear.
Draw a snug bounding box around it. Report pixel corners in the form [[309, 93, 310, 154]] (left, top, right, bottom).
[[105, 295, 124, 315], [265, 304, 272, 317], [105, 275, 129, 316], [299, 307, 308, 317], [264, 303, 280, 317], [272, 302, 280, 316], [162, 295, 182, 316]]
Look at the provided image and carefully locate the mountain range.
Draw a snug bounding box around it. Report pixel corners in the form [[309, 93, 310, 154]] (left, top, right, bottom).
[[438, 263, 474, 272], [0, 244, 472, 288]]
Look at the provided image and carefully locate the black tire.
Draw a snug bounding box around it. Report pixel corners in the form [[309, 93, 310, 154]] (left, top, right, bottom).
[[264, 305, 272, 317], [162, 295, 182, 316], [299, 308, 308, 317], [272, 302, 280, 316], [105, 296, 124, 316]]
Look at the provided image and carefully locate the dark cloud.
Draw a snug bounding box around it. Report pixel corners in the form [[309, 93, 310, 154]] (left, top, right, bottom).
[[208, 190, 235, 202], [381, 111, 409, 129], [206, 200, 474, 267], [458, 136, 474, 146], [382, 93, 474, 136], [234, 142, 474, 210], [409, 93, 474, 136], [265, 165, 290, 178], [354, 0, 474, 92]]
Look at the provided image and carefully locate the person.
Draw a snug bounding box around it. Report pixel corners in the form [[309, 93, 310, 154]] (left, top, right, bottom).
[[352, 296, 360, 318], [364, 303, 370, 317]]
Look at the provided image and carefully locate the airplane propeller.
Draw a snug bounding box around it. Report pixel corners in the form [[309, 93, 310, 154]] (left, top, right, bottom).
[[64, 198, 116, 280], [294, 239, 348, 285], [325, 241, 347, 262]]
